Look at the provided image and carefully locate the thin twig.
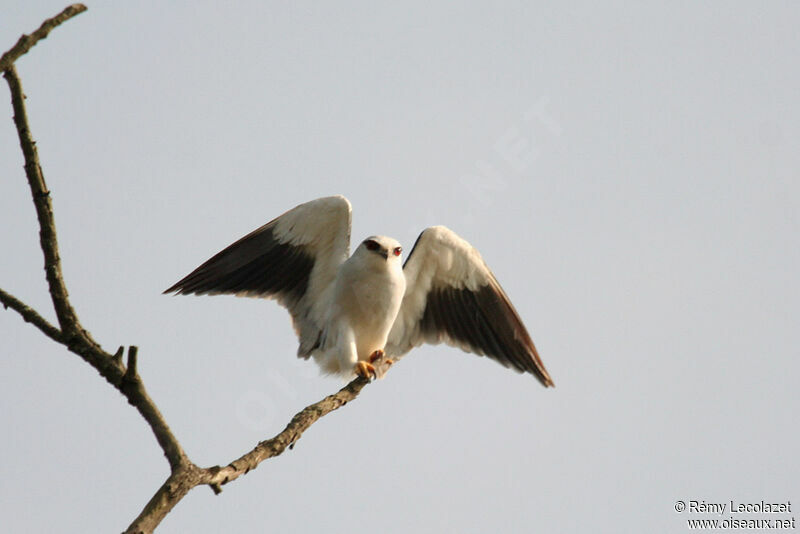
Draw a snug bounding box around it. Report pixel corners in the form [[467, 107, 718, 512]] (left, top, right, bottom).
[[0, 4, 87, 72], [0, 287, 63, 343], [118, 359, 189, 472], [125, 346, 139, 380], [204, 376, 370, 490], [3, 65, 85, 341]]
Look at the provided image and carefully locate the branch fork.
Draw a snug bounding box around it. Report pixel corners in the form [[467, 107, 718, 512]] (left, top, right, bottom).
[[1, 6, 372, 533]]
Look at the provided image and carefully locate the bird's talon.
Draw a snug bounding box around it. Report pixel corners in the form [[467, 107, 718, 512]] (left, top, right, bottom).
[[354, 361, 376, 379], [368, 349, 385, 363]]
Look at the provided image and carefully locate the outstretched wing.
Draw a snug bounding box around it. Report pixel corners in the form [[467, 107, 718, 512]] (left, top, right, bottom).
[[164, 195, 352, 357], [386, 226, 553, 387]]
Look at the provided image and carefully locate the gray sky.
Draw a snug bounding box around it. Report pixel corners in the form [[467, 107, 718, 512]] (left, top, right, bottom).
[[1, 2, 798, 532]]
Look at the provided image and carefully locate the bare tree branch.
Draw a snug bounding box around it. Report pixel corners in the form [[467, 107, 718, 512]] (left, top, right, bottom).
[[0, 4, 87, 72], [0, 287, 64, 343], [203, 376, 370, 490], [125, 466, 207, 534], [2, 0, 187, 490], [2, 61, 189, 475], [124, 376, 370, 534], [3, 64, 88, 342], [2, 6, 375, 533]]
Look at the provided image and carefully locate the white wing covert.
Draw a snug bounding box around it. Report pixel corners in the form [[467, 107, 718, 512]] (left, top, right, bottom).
[[164, 195, 352, 358], [386, 226, 554, 387]]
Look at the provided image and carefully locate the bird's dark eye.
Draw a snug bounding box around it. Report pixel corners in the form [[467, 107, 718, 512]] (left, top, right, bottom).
[[393, 247, 402, 256], [364, 240, 380, 251]]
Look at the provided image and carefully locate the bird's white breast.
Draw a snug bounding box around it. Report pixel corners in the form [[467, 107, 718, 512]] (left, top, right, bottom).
[[333, 253, 406, 360]]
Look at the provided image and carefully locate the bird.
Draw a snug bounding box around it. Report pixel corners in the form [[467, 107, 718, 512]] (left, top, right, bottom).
[[164, 195, 553, 387]]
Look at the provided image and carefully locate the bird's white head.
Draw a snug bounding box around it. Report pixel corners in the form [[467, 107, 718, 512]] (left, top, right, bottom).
[[355, 235, 403, 267]]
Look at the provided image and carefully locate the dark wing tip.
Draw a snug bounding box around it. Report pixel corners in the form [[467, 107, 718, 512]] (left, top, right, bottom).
[[161, 224, 314, 301], [485, 279, 554, 387], [164, 274, 195, 295], [421, 280, 554, 388], [162, 278, 194, 296], [163, 284, 179, 295], [528, 344, 555, 387]]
